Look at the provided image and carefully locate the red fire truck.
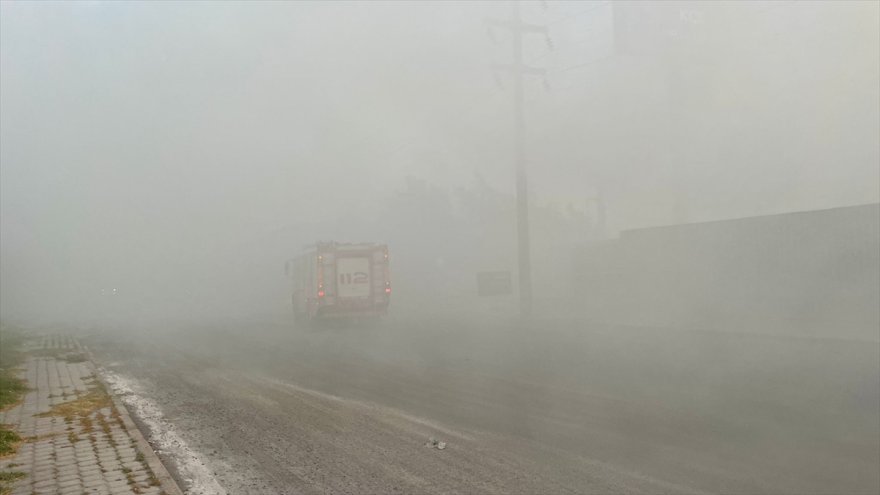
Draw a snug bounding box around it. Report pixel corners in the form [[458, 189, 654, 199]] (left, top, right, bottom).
[[285, 242, 391, 322]]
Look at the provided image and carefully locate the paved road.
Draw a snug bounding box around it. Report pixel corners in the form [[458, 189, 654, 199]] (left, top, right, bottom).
[[85, 315, 880, 494]]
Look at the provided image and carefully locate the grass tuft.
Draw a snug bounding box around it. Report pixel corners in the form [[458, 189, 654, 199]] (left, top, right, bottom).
[[0, 470, 26, 495], [0, 324, 25, 369], [148, 472, 161, 487], [0, 325, 28, 413], [0, 428, 21, 457], [0, 372, 26, 413], [0, 471, 24, 482], [80, 415, 94, 433]]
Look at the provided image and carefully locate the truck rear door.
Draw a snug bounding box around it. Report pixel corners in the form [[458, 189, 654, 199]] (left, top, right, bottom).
[[336, 256, 371, 299]]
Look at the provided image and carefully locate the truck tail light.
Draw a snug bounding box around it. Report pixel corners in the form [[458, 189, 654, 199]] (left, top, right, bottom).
[[318, 289, 325, 297]]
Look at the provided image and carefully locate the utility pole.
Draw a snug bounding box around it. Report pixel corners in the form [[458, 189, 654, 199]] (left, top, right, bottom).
[[487, 2, 547, 318]]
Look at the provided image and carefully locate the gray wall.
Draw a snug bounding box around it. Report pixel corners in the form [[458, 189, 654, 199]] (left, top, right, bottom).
[[575, 204, 880, 340]]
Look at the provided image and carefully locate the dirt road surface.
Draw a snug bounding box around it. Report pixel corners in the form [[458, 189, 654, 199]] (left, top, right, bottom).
[[82, 315, 879, 494]]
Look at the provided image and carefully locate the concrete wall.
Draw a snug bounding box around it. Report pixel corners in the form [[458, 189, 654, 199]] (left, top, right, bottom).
[[575, 204, 880, 340]]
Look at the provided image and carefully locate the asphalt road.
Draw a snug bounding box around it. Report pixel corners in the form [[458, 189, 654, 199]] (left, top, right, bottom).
[[84, 314, 880, 494]]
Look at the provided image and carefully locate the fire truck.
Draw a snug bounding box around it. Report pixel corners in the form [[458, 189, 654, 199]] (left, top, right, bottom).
[[285, 242, 391, 322]]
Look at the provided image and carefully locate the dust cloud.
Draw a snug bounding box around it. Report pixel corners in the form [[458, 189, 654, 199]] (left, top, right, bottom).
[[2, 1, 877, 325], [1, 2, 878, 493]]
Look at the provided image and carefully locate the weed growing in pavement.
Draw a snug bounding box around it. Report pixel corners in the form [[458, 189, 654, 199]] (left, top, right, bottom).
[[0, 324, 25, 368], [0, 428, 21, 457], [95, 414, 110, 435], [147, 472, 161, 487], [22, 433, 60, 443], [0, 326, 28, 413], [80, 414, 94, 434], [68, 431, 80, 443], [135, 451, 145, 463], [0, 470, 26, 495], [37, 388, 111, 422], [0, 471, 25, 483], [0, 371, 25, 413], [96, 412, 114, 442], [125, 469, 143, 494], [110, 408, 125, 429]]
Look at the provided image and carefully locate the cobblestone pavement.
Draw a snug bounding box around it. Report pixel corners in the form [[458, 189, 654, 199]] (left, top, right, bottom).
[[0, 335, 177, 495]]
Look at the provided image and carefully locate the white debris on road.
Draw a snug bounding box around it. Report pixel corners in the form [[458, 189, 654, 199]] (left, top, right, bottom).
[[426, 437, 447, 450], [102, 370, 228, 495]]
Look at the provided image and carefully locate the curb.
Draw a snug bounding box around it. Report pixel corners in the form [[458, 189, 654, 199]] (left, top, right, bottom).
[[84, 346, 184, 495]]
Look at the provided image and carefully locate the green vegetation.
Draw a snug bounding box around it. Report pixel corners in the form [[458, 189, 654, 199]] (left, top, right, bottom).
[[0, 324, 25, 369], [0, 429, 21, 457], [0, 325, 27, 411], [0, 469, 26, 495], [0, 324, 28, 460], [0, 471, 25, 483], [0, 371, 26, 413]]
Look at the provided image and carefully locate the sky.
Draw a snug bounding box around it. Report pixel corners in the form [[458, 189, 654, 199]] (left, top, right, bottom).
[[1, 0, 878, 321]]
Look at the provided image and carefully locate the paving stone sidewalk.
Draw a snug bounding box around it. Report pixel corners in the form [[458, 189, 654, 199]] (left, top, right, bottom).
[[0, 335, 180, 495]]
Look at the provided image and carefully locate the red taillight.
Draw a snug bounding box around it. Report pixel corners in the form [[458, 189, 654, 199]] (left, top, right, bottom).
[[385, 287, 391, 294], [318, 290, 325, 297]]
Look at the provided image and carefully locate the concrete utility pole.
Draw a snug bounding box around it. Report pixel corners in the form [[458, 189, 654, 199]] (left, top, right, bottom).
[[487, 2, 547, 318]]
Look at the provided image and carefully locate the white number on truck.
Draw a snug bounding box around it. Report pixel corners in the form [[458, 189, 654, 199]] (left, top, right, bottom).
[[336, 257, 371, 297]]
